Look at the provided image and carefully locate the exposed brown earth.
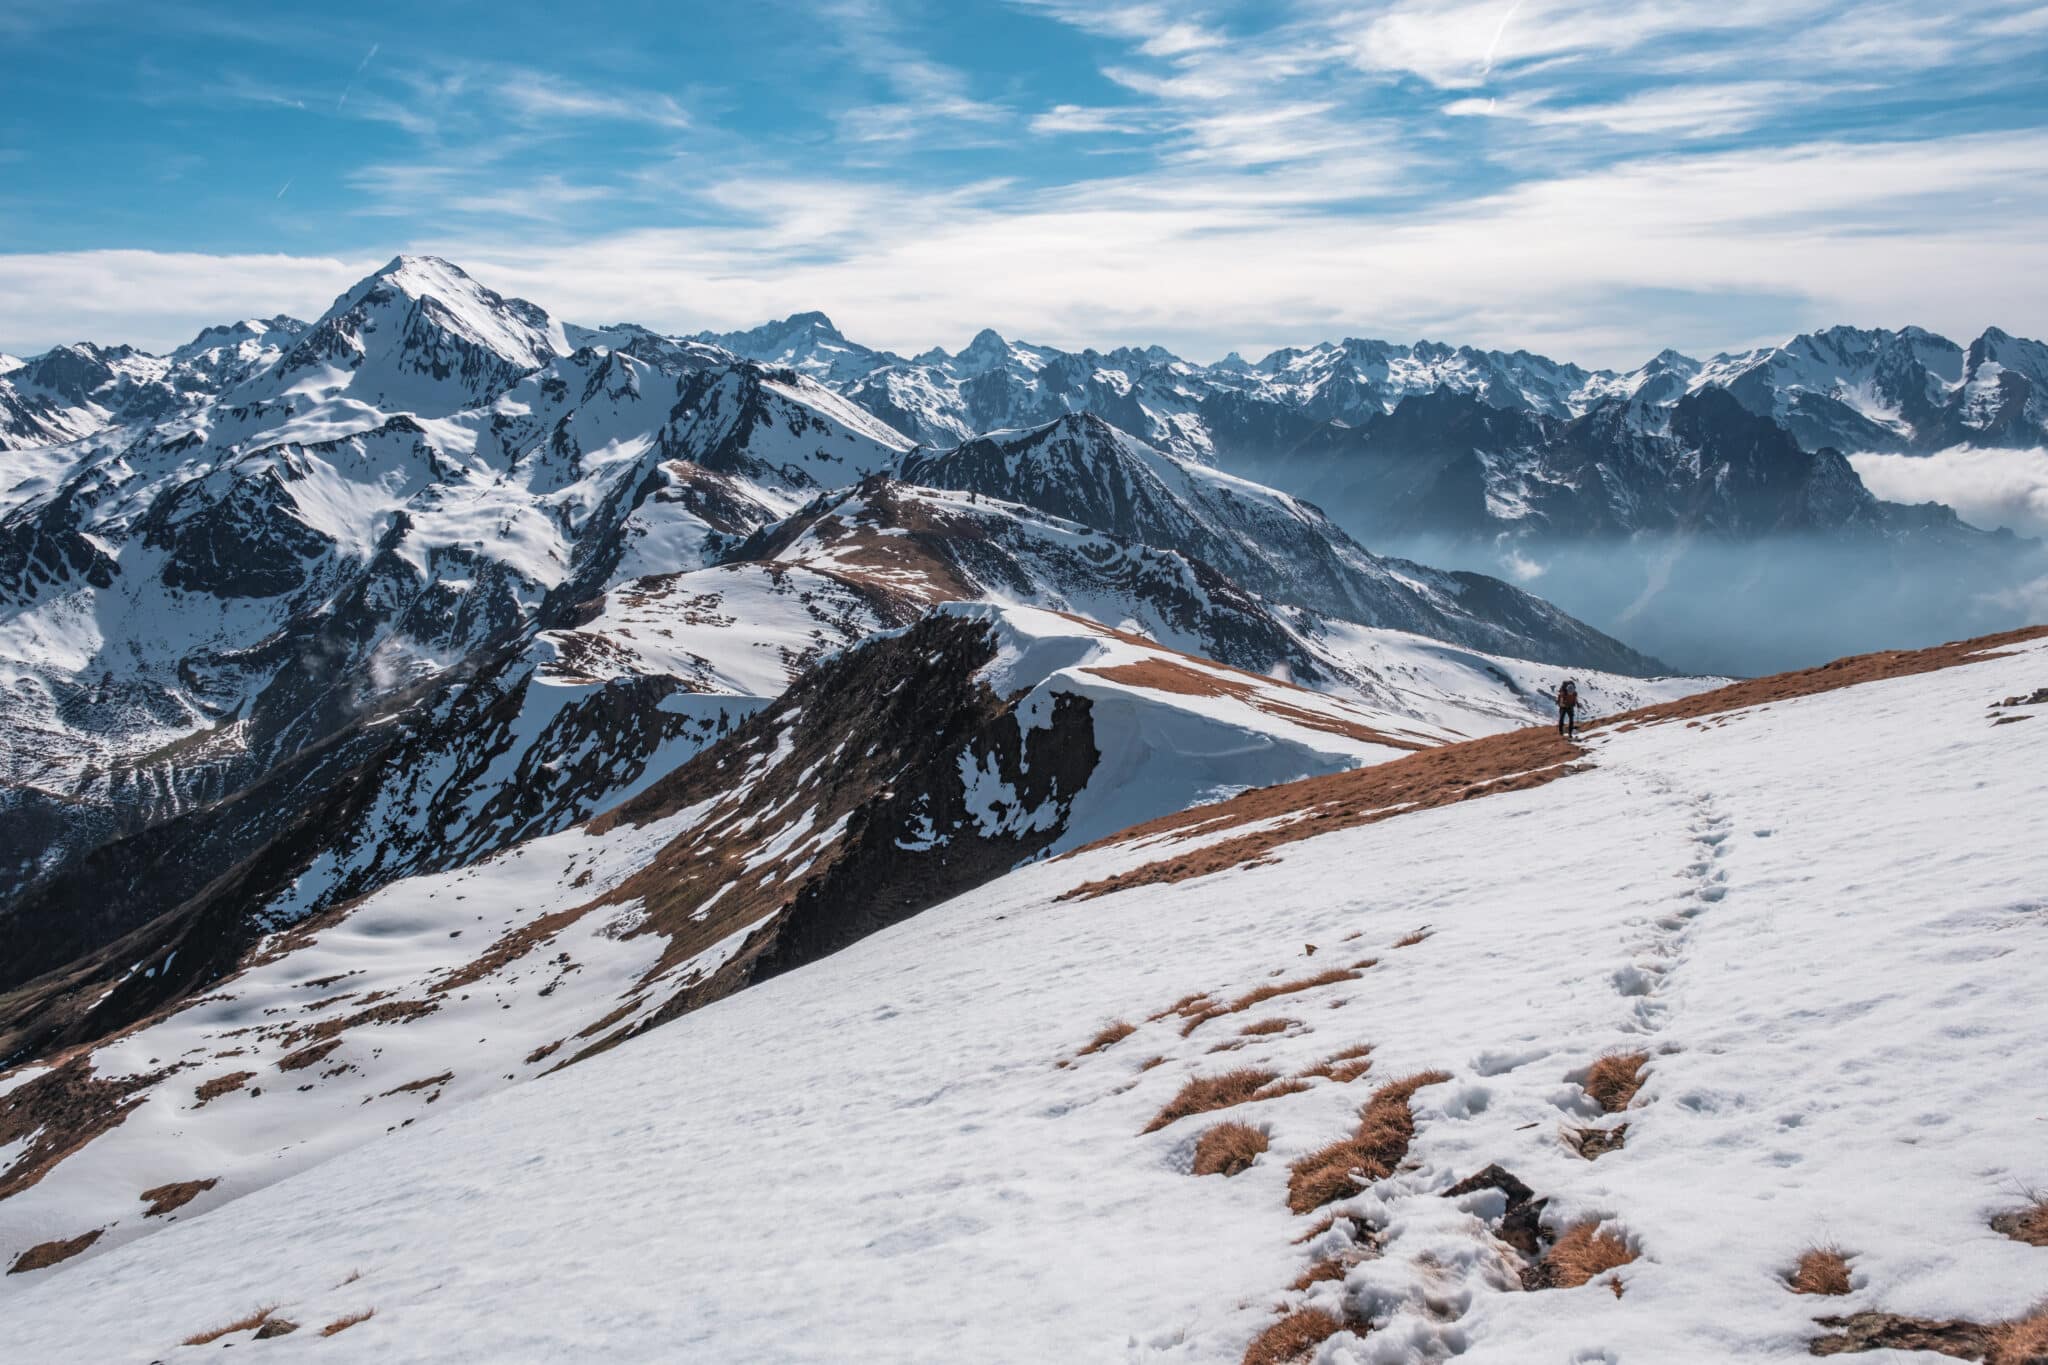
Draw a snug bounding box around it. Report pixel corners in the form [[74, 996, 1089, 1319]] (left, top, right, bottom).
[[1593, 625, 2048, 732], [193, 1070, 257, 1107], [1082, 659, 1431, 751], [7, 1227, 102, 1275], [140, 1177, 218, 1217], [0, 1053, 175, 1202], [1062, 726, 1589, 901], [1566, 1123, 1628, 1160], [1813, 1305, 2048, 1363], [1811, 1312, 1994, 1359], [280, 998, 439, 1049], [275, 1037, 343, 1072]]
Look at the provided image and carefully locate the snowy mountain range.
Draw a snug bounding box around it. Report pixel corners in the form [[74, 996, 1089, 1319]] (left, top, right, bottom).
[[693, 311, 2048, 464], [0, 256, 1660, 977], [1, 254, 2044, 1361]]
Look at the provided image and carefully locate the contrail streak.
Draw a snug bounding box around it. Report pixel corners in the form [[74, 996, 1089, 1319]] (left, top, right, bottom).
[[337, 42, 380, 112], [1481, 0, 1525, 77]]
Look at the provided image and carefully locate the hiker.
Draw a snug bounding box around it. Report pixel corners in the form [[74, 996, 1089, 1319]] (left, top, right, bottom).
[[1556, 679, 1580, 739]]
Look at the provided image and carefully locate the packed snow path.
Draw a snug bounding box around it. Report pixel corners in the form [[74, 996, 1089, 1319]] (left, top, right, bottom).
[[4, 632, 2046, 1361]]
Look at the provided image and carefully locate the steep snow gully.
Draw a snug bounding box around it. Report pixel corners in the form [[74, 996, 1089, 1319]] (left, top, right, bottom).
[[2, 626, 2044, 1362]]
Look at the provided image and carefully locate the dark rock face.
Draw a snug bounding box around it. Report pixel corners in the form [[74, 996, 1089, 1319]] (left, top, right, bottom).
[[580, 612, 1101, 1051], [145, 469, 335, 599], [0, 489, 121, 605]]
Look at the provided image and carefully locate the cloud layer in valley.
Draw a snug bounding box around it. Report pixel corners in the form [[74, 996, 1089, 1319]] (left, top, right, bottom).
[[1850, 447, 2048, 539]]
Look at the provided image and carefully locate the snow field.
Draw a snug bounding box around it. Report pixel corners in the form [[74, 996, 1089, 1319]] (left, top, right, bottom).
[[5, 631, 2042, 1360]]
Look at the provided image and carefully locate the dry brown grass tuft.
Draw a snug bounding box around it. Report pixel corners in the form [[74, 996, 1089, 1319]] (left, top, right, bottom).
[[1150, 992, 1212, 1022], [1192, 1121, 1270, 1177], [321, 1308, 376, 1337], [1242, 1307, 1345, 1365], [1140, 1055, 1167, 1071], [1228, 969, 1359, 1015], [1992, 1193, 2048, 1247], [1583, 1052, 1649, 1113], [1145, 1069, 1305, 1133], [1990, 1308, 2048, 1365], [1302, 1044, 1375, 1085], [1286, 1070, 1451, 1214], [1545, 1221, 1637, 1289], [1241, 1017, 1296, 1037], [1393, 930, 1430, 948], [1078, 1020, 1137, 1056], [1291, 1255, 1359, 1290], [1789, 1246, 1853, 1296], [182, 1306, 278, 1346]]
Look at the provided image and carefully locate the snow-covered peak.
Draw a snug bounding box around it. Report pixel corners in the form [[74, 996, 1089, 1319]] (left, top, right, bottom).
[[690, 312, 900, 387], [236, 255, 566, 422], [173, 315, 307, 360]]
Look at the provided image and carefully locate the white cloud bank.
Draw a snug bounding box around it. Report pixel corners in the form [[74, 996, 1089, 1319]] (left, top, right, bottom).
[[1851, 446, 2048, 538], [2, 129, 2046, 365]]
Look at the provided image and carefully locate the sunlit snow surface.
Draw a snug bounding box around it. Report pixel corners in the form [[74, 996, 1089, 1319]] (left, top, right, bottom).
[[4, 637, 2042, 1361]]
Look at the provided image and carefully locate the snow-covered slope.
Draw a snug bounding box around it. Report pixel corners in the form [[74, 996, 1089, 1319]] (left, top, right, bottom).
[[0, 600, 1710, 1281], [3, 626, 2040, 1360]]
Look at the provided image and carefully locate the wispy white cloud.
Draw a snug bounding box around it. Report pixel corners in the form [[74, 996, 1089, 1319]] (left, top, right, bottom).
[[1340, 0, 1827, 90], [813, 0, 1010, 145], [494, 72, 690, 130], [1029, 104, 1154, 136], [1444, 81, 1819, 138]]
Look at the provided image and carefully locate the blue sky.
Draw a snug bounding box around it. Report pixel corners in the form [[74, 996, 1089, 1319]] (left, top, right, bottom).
[[3, 0, 2047, 365]]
